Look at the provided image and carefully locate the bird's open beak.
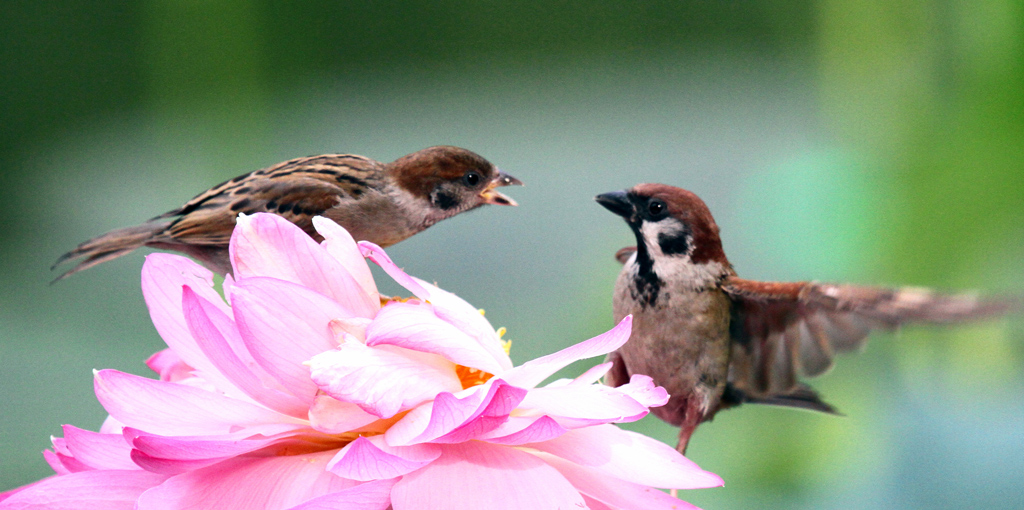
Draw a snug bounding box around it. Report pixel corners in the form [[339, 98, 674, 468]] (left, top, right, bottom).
[[479, 170, 523, 206], [595, 190, 633, 219]]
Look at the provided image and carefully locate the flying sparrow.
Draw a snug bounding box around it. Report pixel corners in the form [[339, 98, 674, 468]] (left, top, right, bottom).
[[596, 183, 1015, 454], [54, 146, 522, 280]]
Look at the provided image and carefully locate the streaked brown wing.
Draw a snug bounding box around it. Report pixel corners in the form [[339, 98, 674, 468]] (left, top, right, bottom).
[[154, 154, 381, 246], [161, 177, 347, 245], [721, 277, 1015, 408]]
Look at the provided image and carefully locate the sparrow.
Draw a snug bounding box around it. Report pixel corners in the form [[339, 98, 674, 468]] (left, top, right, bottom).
[[53, 146, 522, 280], [596, 183, 1015, 454]]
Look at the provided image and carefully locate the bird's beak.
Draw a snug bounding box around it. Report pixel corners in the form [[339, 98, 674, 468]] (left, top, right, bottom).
[[595, 190, 633, 219], [479, 170, 523, 206]]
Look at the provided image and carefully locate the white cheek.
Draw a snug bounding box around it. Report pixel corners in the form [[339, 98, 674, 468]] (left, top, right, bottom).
[[639, 219, 688, 258], [639, 219, 725, 290]]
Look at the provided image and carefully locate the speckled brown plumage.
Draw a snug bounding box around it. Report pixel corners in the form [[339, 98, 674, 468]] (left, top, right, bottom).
[[54, 146, 522, 280]]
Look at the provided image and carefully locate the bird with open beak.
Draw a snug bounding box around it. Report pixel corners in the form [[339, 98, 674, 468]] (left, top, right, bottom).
[[54, 146, 522, 279]]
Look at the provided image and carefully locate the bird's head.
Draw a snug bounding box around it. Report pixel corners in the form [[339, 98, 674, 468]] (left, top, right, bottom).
[[389, 146, 522, 222], [596, 184, 729, 288]]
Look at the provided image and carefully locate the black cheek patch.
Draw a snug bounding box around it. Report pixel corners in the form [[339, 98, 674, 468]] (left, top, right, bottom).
[[432, 190, 459, 210], [657, 231, 691, 255]]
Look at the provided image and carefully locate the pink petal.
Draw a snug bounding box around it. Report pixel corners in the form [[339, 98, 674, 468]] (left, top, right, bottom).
[[384, 382, 506, 446], [582, 495, 617, 510], [94, 369, 305, 437], [357, 242, 430, 298], [135, 451, 358, 510], [125, 428, 280, 475], [43, 450, 72, 475], [48, 451, 89, 474], [144, 349, 192, 383], [99, 415, 126, 435], [328, 317, 372, 343], [540, 453, 707, 510], [284, 478, 396, 510], [229, 213, 378, 319], [308, 395, 380, 434], [231, 277, 351, 403], [500, 315, 633, 389], [308, 342, 461, 419], [359, 242, 511, 371], [479, 415, 568, 445], [183, 286, 309, 417], [0, 470, 168, 510], [327, 436, 440, 481], [573, 362, 612, 385], [518, 384, 649, 426], [312, 216, 379, 304], [616, 374, 670, 408], [366, 301, 506, 375], [61, 426, 136, 471], [529, 425, 722, 489], [429, 382, 527, 444], [140, 254, 243, 396], [390, 442, 585, 510]]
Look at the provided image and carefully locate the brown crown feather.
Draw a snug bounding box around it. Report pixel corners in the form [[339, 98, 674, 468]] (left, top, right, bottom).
[[388, 146, 496, 200], [631, 183, 729, 265]]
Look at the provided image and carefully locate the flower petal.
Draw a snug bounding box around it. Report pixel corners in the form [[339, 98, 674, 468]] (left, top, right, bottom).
[[284, 478, 396, 510], [0, 470, 168, 510], [124, 428, 281, 474], [312, 216, 379, 304], [183, 285, 309, 417], [231, 277, 350, 403], [140, 254, 242, 396], [308, 395, 380, 434], [230, 213, 379, 318], [308, 342, 461, 418], [327, 436, 440, 481], [429, 382, 527, 444], [540, 453, 705, 510], [359, 242, 511, 371], [479, 415, 568, 445], [390, 442, 585, 510], [61, 426, 136, 471], [616, 374, 670, 408], [385, 381, 524, 446], [501, 315, 632, 389], [135, 451, 357, 510], [366, 301, 505, 375], [94, 369, 304, 437], [144, 349, 192, 382], [528, 425, 723, 489], [518, 383, 649, 426]]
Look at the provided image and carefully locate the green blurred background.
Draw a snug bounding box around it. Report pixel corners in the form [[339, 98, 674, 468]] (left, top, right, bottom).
[[2, 1, 1023, 508]]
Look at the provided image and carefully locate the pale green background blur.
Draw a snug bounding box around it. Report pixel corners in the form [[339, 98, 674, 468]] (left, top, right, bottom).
[[2, 2, 1023, 508]]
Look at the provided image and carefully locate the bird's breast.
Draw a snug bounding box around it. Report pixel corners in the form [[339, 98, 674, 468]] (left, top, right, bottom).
[[613, 264, 732, 418]]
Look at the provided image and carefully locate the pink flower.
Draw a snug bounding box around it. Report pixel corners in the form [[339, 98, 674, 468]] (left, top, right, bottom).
[[1, 213, 721, 510]]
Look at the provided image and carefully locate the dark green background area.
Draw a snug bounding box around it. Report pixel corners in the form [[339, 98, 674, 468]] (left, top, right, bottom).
[[2, 2, 1023, 508]]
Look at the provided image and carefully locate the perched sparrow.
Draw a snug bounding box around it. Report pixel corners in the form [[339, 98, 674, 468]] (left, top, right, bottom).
[[596, 183, 1014, 453], [54, 146, 521, 279]]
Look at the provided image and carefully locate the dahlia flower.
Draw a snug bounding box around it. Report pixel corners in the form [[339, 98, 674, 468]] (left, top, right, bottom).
[[0, 213, 721, 510]]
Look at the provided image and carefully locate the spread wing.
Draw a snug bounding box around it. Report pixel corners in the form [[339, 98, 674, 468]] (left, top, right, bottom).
[[720, 277, 1015, 412]]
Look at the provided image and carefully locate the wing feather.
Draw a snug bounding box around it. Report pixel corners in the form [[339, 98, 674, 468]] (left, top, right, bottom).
[[722, 277, 1015, 411]]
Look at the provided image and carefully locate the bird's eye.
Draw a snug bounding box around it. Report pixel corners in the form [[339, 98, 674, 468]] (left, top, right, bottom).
[[463, 171, 481, 187], [648, 199, 667, 217]]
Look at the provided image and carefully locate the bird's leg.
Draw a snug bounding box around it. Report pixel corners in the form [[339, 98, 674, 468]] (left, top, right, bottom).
[[675, 413, 700, 454]]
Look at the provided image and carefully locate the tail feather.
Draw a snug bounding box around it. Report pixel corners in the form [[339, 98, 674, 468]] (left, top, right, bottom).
[[52, 220, 172, 282], [720, 382, 841, 415]]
